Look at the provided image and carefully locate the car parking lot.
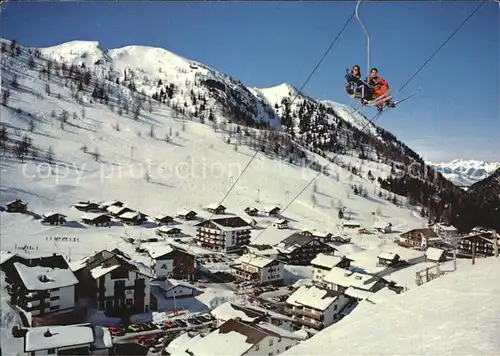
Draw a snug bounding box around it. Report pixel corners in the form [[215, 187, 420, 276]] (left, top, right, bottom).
[[108, 312, 215, 339]]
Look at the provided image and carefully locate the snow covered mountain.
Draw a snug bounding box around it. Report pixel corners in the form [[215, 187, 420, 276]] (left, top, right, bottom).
[[427, 159, 500, 187]]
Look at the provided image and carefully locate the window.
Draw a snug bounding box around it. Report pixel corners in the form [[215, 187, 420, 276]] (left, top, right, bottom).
[[50, 305, 60, 311], [47, 348, 56, 354], [255, 344, 259, 351], [50, 296, 60, 301], [126, 298, 133, 305], [269, 339, 273, 346]]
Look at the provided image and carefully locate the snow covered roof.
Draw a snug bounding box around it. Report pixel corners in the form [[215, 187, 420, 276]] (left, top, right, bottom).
[[43, 211, 66, 218], [14, 262, 78, 290], [107, 205, 128, 214], [425, 247, 445, 261], [302, 229, 332, 238], [211, 302, 261, 323], [24, 325, 95, 352], [235, 254, 277, 268], [119, 211, 139, 219], [436, 223, 457, 231], [286, 285, 341, 311], [172, 318, 299, 356], [323, 267, 379, 291], [155, 213, 173, 220], [0, 251, 16, 265], [378, 252, 399, 261], [310, 253, 344, 269], [206, 203, 225, 210], [344, 286, 374, 300], [157, 226, 180, 234], [100, 200, 120, 207], [81, 213, 108, 220], [177, 209, 196, 216], [147, 245, 174, 259], [90, 264, 119, 279], [273, 219, 288, 224], [162, 279, 197, 291], [282, 257, 500, 356]]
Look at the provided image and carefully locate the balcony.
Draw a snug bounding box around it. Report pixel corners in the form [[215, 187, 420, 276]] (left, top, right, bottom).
[[284, 306, 323, 320], [298, 317, 323, 330]]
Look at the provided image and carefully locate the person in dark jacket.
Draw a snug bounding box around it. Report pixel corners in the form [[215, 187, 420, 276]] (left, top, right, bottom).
[[345, 65, 372, 103]]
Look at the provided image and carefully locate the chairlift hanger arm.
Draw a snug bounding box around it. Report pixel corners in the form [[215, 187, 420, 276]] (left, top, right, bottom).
[[355, 0, 370, 78]]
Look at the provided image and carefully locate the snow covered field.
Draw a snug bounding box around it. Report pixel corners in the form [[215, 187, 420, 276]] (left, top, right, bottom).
[[3, 38, 482, 355], [0, 40, 426, 264], [283, 256, 500, 355]]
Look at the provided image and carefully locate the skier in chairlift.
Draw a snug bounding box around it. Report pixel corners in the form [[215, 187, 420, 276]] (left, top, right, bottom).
[[367, 67, 395, 112], [345, 65, 371, 101]]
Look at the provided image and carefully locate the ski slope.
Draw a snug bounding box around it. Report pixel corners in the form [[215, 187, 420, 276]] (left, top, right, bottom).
[[283, 256, 500, 356], [1, 38, 427, 265]]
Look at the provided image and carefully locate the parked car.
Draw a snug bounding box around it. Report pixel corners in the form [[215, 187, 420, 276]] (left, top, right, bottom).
[[108, 326, 125, 336]]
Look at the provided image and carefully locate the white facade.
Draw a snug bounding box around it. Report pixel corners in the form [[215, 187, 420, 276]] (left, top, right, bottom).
[[154, 259, 174, 279], [25, 285, 75, 318], [245, 334, 299, 355], [233, 255, 284, 284], [164, 283, 196, 299], [433, 223, 459, 238], [98, 270, 150, 311]]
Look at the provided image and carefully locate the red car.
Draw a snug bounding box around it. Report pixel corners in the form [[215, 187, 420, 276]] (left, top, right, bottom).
[[108, 327, 124, 336]]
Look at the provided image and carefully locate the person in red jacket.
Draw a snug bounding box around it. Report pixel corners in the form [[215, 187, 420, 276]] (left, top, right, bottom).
[[367, 67, 395, 112]]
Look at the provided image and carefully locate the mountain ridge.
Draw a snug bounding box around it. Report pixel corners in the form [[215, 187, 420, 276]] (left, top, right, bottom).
[[2, 37, 499, 232], [427, 159, 500, 187]]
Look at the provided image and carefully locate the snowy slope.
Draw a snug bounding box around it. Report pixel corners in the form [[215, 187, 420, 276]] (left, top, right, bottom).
[[427, 159, 500, 187], [283, 256, 500, 356], [0, 38, 427, 263]]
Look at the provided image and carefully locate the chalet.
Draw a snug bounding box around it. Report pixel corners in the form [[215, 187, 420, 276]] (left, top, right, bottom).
[[205, 203, 226, 215], [147, 245, 196, 280], [321, 267, 386, 294], [155, 214, 174, 225], [196, 216, 251, 253], [243, 218, 258, 228], [41, 212, 67, 226], [23, 324, 103, 356], [156, 226, 182, 237], [311, 253, 351, 283], [73, 201, 102, 213], [106, 205, 134, 218], [230, 254, 284, 286], [81, 213, 111, 227], [174, 318, 303, 356], [398, 228, 439, 249], [211, 301, 295, 331], [261, 206, 280, 216], [118, 211, 147, 226], [272, 219, 289, 229], [301, 230, 334, 243], [176, 209, 197, 220], [425, 247, 447, 263], [99, 200, 123, 210], [377, 252, 401, 267], [6, 199, 28, 213], [70, 249, 152, 314], [5, 255, 78, 326], [284, 285, 350, 331], [275, 233, 336, 265], [373, 221, 392, 234], [156, 279, 198, 299], [432, 223, 459, 238], [457, 232, 497, 258], [244, 207, 259, 216]]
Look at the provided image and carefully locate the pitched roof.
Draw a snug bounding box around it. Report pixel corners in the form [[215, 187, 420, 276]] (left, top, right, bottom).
[[14, 262, 78, 290], [310, 253, 344, 269], [425, 247, 446, 261], [323, 267, 379, 291], [234, 254, 277, 268], [286, 285, 342, 311], [24, 325, 95, 352]]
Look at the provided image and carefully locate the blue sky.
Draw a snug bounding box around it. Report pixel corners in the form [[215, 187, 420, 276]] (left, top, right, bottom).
[[1, 1, 498, 162]]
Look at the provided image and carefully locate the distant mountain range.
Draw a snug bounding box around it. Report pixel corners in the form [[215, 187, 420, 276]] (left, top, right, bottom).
[[427, 159, 500, 187]]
